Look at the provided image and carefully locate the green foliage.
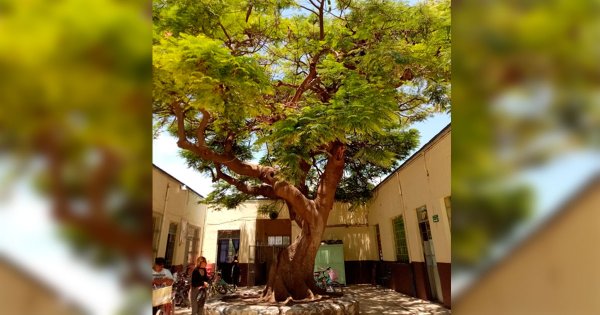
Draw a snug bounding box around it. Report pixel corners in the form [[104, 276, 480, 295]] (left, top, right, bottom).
[[153, 0, 450, 207], [203, 180, 253, 209], [257, 200, 285, 216]]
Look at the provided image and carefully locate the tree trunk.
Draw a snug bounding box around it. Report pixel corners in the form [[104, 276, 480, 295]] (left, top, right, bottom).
[[260, 206, 330, 302]]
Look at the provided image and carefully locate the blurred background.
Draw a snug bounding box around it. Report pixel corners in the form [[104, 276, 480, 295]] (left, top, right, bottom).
[[452, 0, 600, 314], [0, 0, 151, 314]]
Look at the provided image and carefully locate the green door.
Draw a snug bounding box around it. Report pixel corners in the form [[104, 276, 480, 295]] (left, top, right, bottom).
[[314, 244, 346, 284]]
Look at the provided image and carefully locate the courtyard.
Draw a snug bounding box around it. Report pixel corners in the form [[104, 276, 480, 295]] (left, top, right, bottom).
[[174, 284, 450, 315]]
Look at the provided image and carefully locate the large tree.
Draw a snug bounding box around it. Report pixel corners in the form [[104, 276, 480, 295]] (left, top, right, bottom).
[[153, 0, 450, 302]]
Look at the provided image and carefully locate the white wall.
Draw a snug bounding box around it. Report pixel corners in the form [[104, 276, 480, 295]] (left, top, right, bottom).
[[152, 167, 207, 266], [202, 200, 262, 264]]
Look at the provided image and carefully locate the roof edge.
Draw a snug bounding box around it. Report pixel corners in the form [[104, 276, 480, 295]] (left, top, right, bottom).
[[153, 164, 205, 198], [372, 123, 451, 192]]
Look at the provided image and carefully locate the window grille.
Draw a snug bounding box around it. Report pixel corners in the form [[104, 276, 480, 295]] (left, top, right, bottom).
[[392, 216, 409, 263]]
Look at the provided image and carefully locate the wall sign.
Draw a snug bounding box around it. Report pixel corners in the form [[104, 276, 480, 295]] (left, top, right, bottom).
[[432, 215, 439, 223]]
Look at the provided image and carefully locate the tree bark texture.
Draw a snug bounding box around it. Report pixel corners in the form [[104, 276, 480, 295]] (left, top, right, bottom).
[[260, 203, 329, 302]]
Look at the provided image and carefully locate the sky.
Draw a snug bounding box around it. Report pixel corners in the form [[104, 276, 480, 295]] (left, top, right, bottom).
[[153, 112, 452, 197]]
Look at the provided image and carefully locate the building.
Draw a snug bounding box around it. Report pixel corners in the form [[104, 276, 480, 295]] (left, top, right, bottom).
[[368, 124, 451, 307], [0, 257, 86, 315], [206, 125, 450, 307], [453, 174, 600, 314], [154, 125, 451, 307], [152, 165, 207, 269]]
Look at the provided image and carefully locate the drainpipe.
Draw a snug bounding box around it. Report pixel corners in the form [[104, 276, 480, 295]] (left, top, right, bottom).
[[158, 182, 170, 258], [200, 197, 208, 258]]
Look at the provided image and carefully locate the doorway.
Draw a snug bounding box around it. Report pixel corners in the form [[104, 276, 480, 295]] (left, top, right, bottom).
[[216, 230, 240, 283], [416, 206, 443, 303]]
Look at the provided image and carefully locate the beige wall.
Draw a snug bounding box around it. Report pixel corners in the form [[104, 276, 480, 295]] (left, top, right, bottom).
[[202, 200, 263, 264], [152, 167, 207, 266], [321, 202, 379, 261], [203, 199, 379, 263], [368, 129, 451, 264], [322, 226, 379, 261], [454, 178, 600, 315], [0, 260, 84, 315]]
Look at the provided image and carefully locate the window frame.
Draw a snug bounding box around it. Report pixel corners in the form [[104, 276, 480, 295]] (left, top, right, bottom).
[[392, 215, 410, 263]]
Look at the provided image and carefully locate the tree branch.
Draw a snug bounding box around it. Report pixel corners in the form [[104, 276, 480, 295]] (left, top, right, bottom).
[[218, 22, 235, 51], [224, 132, 235, 154], [172, 101, 198, 153], [215, 164, 278, 199], [299, 5, 318, 16], [290, 49, 327, 104], [196, 108, 211, 147], [172, 103, 276, 185], [285, 201, 305, 229], [318, 0, 325, 40], [297, 159, 312, 197], [308, 0, 320, 9], [315, 141, 346, 211], [273, 180, 317, 224]]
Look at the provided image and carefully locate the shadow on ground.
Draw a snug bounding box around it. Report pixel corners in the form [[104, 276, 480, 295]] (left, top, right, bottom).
[[345, 284, 450, 315], [174, 284, 450, 315]]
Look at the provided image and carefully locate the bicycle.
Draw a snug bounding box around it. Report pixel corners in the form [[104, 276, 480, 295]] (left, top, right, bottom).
[[173, 273, 190, 308], [194, 285, 209, 314], [313, 267, 344, 293], [208, 270, 236, 297]]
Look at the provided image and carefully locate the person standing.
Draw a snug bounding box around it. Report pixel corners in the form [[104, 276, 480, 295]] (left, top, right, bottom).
[[152, 257, 174, 315], [190, 256, 210, 315], [231, 257, 240, 290]]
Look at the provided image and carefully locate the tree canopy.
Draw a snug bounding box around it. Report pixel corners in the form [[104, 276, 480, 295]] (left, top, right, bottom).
[[153, 0, 451, 209]]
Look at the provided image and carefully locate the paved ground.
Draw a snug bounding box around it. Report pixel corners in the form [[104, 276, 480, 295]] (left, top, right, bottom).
[[174, 284, 450, 315], [344, 284, 450, 315]]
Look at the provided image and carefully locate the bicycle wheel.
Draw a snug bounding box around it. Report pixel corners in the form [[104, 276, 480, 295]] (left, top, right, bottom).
[[327, 284, 335, 292], [174, 293, 183, 307], [331, 281, 343, 293], [216, 283, 228, 295]]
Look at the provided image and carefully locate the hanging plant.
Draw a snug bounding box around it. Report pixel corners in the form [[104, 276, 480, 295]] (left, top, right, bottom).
[[259, 201, 283, 220]]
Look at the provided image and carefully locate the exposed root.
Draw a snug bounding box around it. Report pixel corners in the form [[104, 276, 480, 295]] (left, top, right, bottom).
[[282, 297, 294, 306], [258, 289, 276, 303], [307, 288, 315, 300]]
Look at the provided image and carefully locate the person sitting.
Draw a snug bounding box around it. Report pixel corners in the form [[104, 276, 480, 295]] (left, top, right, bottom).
[[152, 257, 174, 315]]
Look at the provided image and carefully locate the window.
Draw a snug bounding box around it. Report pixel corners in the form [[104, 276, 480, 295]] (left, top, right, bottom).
[[217, 230, 240, 264], [267, 236, 290, 246], [444, 196, 451, 229], [416, 206, 431, 241], [185, 225, 200, 264], [392, 216, 410, 263], [165, 222, 178, 267]]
